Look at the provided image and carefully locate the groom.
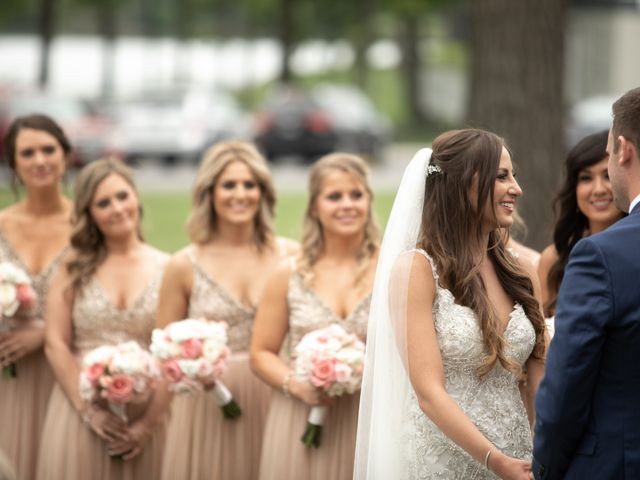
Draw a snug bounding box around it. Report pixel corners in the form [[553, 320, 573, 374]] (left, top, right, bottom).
[[532, 87, 640, 479]]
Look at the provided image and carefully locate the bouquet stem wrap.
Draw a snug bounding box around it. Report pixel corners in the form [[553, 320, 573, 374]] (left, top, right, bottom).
[[108, 402, 128, 423], [211, 381, 242, 419], [301, 405, 328, 448]]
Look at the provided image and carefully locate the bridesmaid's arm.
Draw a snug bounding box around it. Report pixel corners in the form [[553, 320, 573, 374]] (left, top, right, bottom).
[[155, 252, 192, 328], [537, 245, 559, 314], [518, 252, 550, 430], [401, 254, 531, 479], [250, 263, 325, 406], [45, 265, 128, 442]]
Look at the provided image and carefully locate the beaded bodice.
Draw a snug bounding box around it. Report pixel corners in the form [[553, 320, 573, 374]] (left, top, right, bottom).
[[403, 250, 535, 479], [0, 231, 67, 328], [285, 271, 370, 359], [72, 261, 165, 354], [186, 249, 257, 353]]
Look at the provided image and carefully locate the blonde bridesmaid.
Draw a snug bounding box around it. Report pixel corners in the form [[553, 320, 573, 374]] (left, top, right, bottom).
[[251, 153, 379, 480], [159, 140, 298, 480]]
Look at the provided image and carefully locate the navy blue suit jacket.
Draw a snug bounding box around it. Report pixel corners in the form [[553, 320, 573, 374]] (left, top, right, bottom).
[[533, 206, 640, 479]]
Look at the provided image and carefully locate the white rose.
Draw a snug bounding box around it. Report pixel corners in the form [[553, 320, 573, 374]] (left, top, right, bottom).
[[0, 283, 19, 317]]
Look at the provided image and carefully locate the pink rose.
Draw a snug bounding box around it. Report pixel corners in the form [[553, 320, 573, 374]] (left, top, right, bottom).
[[86, 363, 105, 384], [105, 374, 134, 404], [181, 338, 203, 359], [163, 359, 184, 382], [310, 358, 337, 388], [16, 284, 36, 309]]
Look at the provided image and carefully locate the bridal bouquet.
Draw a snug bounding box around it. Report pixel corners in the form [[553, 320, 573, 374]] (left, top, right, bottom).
[[0, 261, 37, 379], [79, 341, 157, 422], [150, 318, 241, 419], [294, 323, 365, 448]]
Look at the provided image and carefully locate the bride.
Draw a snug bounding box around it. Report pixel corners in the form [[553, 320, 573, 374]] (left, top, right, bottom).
[[354, 129, 547, 479]]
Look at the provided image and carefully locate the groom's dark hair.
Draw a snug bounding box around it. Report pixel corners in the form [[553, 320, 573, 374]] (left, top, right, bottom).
[[612, 87, 640, 153]]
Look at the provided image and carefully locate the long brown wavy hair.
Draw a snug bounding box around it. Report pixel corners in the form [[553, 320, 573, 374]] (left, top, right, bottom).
[[419, 129, 545, 377], [544, 130, 621, 316], [186, 140, 275, 251], [298, 153, 380, 287], [65, 158, 143, 295]]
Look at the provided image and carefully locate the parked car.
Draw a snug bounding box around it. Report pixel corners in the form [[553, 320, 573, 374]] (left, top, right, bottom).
[[565, 94, 618, 149], [108, 88, 246, 164], [310, 84, 392, 161], [0, 88, 117, 166], [252, 83, 391, 163], [252, 85, 338, 163]]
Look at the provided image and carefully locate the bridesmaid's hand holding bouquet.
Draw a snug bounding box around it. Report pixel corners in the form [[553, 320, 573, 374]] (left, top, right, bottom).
[[0, 261, 37, 379], [150, 318, 241, 419], [294, 323, 365, 448], [79, 341, 158, 423]]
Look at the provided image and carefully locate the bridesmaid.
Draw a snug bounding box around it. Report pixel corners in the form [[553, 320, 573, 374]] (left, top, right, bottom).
[[250, 153, 380, 480], [158, 140, 298, 480], [0, 114, 73, 480], [538, 131, 624, 334], [37, 158, 169, 479]]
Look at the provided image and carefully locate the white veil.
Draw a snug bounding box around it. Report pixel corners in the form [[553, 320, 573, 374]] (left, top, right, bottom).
[[354, 148, 433, 479]]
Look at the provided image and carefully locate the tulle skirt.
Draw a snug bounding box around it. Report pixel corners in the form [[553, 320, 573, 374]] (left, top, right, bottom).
[[161, 353, 272, 480], [0, 348, 54, 480], [36, 384, 166, 480], [258, 390, 360, 480]]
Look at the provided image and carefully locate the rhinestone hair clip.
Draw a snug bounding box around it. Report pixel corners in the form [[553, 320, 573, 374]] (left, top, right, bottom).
[[426, 163, 443, 177]]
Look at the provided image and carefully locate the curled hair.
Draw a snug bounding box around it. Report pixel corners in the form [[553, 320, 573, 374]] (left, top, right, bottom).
[[2, 114, 72, 193], [298, 153, 380, 288], [418, 129, 545, 377], [186, 140, 275, 250], [66, 158, 143, 294], [545, 130, 616, 316]]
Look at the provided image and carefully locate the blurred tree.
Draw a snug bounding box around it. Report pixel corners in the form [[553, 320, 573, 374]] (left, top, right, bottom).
[[383, 0, 454, 126], [37, 0, 56, 87], [467, 0, 566, 250]]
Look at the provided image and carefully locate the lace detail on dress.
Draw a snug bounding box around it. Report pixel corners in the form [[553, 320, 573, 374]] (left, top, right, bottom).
[[186, 249, 256, 353], [402, 249, 534, 479], [72, 261, 165, 354], [0, 231, 67, 328], [285, 271, 370, 359]]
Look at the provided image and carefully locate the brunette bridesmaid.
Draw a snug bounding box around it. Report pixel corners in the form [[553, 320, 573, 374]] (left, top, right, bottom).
[[0, 115, 73, 480], [37, 158, 169, 479]]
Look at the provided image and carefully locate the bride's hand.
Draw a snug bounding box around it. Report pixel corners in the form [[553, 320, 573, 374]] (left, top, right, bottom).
[[288, 378, 333, 407], [489, 450, 532, 480]]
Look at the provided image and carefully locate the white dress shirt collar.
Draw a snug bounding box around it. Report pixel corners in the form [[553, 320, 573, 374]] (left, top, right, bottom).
[[628, 193, 640, 214]]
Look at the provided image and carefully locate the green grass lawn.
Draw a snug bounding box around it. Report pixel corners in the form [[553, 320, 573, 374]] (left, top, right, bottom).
[[0, 188, 396, 253]]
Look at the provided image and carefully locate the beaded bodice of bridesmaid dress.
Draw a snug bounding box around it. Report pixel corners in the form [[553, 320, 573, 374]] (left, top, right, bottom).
[[0, 231, 66, 328], [72, 261, 165, 354], [186, 249, 257, 352]]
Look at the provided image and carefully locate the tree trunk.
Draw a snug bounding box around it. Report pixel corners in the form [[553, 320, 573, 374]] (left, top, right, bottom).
[[399, 12, 427, 125], [352, 0, 375, 88], [98, 1, 117, 99], [279, 0, 294, 83], [467, 0, 566, 250], [37, 0, 55, 88]]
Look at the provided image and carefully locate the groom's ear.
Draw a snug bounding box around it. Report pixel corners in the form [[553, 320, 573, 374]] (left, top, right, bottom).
[[617, 136, 636, 167]]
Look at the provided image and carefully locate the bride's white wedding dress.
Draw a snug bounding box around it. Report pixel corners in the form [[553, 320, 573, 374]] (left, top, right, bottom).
[[401, 249, 535, 479]]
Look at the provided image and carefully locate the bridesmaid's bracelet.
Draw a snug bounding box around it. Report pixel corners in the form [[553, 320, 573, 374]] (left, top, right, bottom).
[[282, 371, 293, 398], [81, 405, 95, 425], [484, 448, 494, 470]]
